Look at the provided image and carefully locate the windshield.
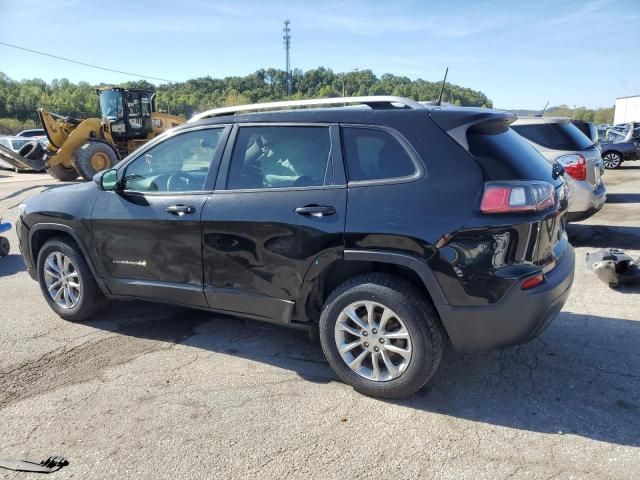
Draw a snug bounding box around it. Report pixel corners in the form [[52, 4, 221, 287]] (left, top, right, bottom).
[[99, 90, 124, 120], [512, 122, 594, 151]]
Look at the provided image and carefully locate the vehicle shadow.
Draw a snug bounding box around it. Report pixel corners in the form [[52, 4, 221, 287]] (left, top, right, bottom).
[[0, 254, 26, 276], [606, 193, 640, 203], [567, 223, 640, 249], [86, 303, 639, 447]]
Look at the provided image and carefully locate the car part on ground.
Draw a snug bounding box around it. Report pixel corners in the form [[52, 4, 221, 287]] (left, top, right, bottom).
[[586, 249, 640, 288], [0, 455, 68, 473], [0, 219, 10, 257], [512, 117, 606, 222], [18, 96, 574, 398]]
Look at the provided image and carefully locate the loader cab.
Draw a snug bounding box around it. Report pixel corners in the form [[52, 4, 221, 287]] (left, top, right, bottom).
[[98, 87, 154, 140]]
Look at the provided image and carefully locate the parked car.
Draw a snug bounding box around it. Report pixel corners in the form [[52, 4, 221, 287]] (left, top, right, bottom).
[[0, 135, 31, 170], [17, 128, 46, 138], [570, 120, 598, 143], [599, 122, 640, 169], [512, 117, 606, 222], [17, 96, 574, 398]]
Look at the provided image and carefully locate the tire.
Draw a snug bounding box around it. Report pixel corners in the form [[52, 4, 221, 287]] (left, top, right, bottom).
[[37, 237, 107, 321], [74, 142, 118, 181], [18, 141, 44, 160], [602, 151, 622, 169], [319, 273, 444, 399], [46, 164, 79, 181], [0, 237, 9, 257]]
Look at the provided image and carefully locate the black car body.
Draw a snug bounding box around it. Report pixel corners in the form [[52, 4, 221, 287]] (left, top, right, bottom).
[[17, 97, 574, 397], [599, 123, 640, 169]]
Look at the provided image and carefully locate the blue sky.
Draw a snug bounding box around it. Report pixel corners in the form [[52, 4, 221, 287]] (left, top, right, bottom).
[[0, 0, 637, 109]]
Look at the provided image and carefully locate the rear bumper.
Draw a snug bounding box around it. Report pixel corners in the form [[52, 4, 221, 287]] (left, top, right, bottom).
[[438, 245, 575, 352], [567, 179, 606, 219]]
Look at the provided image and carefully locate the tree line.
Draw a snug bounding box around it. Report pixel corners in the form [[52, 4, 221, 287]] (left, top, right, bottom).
[[0, 67, 491, 132], [0, 68, 614, 134]]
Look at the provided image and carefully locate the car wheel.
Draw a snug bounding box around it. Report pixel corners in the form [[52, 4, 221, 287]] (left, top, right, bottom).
[[75, 142, 118, 181], [46, 164, 79, 181], [319, 273, 444, 399], [602, 152, 622, 169], [37, 238, 108, 321], [18, 141, 44, 160]]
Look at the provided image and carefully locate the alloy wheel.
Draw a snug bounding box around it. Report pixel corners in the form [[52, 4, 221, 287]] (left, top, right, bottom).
[[334, 300, 413, 382], [603, 153, 621, 169], [44, 251, 81, 309]]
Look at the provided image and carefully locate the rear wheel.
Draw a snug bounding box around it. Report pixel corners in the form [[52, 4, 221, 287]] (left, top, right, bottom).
[[75, 142, 118, 181], [46, 164, 78, 181], [319, 273, 444, 399], [602, 152, 622, 169], [37, 238, 107, 321]]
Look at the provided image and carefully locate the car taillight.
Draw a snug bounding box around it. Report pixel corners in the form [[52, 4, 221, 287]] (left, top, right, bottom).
[[521, 274, 545, 290], [480, 181, 555, 214], [556, 154, 586, 181]]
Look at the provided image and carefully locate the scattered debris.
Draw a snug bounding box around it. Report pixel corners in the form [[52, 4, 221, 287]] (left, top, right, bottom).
[[586, 249, 640, 288], [0, 455, 68, 473]]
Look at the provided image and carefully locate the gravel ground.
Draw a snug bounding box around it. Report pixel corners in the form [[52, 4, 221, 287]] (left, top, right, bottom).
[[0, 166, 638, 479]]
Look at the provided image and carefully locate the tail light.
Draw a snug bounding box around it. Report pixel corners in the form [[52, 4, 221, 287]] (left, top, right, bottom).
[[480, 181, 555, 214], [521, 274, 545, 290], [556, 154, 586, 181]]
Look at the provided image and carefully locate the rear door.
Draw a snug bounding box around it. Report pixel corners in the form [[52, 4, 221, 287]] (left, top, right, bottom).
[[92, 126, 229, 306], [201, 123, 346, 324]]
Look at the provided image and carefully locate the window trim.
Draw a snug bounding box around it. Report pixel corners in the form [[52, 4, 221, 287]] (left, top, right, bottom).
[[116, 124, 231, 196], [339, 124, 426, 187], [216, 122, 337, 192]]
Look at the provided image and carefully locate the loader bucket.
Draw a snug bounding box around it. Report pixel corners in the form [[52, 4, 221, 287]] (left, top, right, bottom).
[[0, 143, 45, 171]]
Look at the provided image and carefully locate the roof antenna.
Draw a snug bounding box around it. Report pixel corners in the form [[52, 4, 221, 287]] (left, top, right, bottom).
[[436, 67, 448, 106], [537, 100, 550, 117]]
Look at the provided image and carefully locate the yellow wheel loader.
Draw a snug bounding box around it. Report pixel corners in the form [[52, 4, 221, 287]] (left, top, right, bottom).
[[22, 87, 183, 181]]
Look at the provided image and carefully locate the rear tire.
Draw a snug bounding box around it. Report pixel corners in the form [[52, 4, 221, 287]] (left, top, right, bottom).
[[37, 238, 107, 321], [46, 164, 78, 181], [319, 273, 444, 399], [75, 142, 118, 181], [602, 152, 622, 169]]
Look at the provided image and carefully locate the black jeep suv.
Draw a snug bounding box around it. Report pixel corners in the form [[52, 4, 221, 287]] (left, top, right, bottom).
[[17, 96, 574, 398]]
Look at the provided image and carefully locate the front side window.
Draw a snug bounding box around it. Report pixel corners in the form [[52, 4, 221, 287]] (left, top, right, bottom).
[[341, 127, 416, 182], [122, 128, 223, 193], [227, 126, 331, 189]]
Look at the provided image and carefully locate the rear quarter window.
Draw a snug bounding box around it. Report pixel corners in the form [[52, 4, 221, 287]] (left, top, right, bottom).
[[342, 127, 417, 182]]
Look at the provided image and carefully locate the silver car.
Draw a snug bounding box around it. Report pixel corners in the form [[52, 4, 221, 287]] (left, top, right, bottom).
[[0, 136, 31, 170], [512, 117, 606, 222]]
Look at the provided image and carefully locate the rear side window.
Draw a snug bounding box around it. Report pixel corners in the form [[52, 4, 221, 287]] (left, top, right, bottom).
[[467, 121, 561, 186], [227, 126, 331, 189], [342, 127, 416, 182], [512, 123, 593, 151]]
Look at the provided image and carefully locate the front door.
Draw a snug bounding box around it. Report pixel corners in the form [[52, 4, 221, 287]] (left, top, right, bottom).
[[92, 126, 229, 307], [201, 124, 347, 324]]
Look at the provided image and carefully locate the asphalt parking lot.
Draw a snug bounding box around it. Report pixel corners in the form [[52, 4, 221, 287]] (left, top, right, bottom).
[[0, 167, 638, 479]]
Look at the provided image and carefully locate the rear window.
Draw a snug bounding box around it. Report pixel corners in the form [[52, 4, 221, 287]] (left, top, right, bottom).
[[512, 122, 593, 151], [467, 121, 561, 186]]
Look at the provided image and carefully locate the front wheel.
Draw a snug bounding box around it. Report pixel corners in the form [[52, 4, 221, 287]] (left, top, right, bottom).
[[602, 152, 622, 169], [319, 273, 444, 399], [37, 238, 107, 321]]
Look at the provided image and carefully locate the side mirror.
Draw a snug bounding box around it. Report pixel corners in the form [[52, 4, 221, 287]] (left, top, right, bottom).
[[94, 168, 119, 191]]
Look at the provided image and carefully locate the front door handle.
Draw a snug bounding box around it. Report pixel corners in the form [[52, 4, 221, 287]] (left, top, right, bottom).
[[295, 205, 336, 217], [166, 204, 196, 216]]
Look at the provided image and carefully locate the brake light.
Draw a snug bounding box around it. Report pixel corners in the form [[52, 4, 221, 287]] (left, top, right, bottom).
[[556, 154, 586, 181], [521, 274, 545, 290], [480, 181, 555, 214]]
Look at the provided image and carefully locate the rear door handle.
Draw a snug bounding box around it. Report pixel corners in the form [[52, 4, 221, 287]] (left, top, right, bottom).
[[295, 205, 336, 217], [166, 204, 196, 216]]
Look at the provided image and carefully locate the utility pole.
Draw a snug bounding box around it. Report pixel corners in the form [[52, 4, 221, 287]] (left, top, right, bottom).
[[283, 20, 291, 96]]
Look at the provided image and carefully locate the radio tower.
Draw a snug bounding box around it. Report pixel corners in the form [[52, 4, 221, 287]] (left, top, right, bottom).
[[283, 19, 292, 95]]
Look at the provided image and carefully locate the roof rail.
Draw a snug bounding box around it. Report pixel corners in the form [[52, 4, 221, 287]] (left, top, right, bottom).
[[188, 96, 426, 123]]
